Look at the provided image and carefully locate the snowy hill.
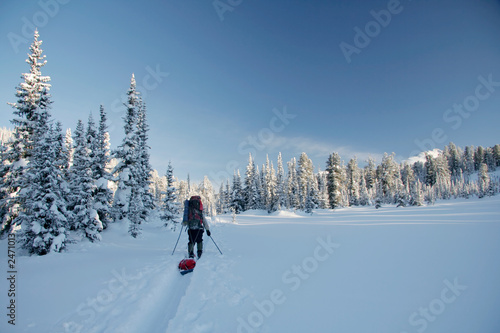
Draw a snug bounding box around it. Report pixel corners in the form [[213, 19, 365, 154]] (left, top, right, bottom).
[[1, 196, 500, 333]]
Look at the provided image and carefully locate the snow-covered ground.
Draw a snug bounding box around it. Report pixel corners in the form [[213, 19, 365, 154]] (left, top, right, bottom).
[[1, 196, 500, 333]]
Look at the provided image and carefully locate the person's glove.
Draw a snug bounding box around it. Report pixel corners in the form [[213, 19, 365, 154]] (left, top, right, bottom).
[[207, 230, 211, 237]]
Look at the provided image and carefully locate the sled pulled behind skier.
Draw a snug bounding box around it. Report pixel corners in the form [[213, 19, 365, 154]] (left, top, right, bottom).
[[182, 196, 211, 258]]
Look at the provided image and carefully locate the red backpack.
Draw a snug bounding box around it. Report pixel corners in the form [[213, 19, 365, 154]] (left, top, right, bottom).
[[187, 196, 204, 230]]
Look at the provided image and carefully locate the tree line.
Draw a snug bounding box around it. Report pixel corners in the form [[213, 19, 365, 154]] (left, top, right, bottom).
[[210, 144, 500, 216]]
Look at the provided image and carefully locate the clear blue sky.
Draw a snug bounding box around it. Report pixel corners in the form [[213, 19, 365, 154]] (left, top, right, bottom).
[[1, 0, 500, 186]]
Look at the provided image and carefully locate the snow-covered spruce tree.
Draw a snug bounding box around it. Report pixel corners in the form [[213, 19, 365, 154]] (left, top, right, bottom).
[[435, 154, 451, 200], [478, 163, 491, 198], [17, 117, 69, 254], [231, 170, 245, 214], [91, 106, 113, 229], [346, 157, 360, 206], [198, 176, 216, 217], [112, 74, 141, 229], [297, 152, 315, 210], [216, 183, 226, 215], [462, 146, 475, 177], [409, 179, 424, 206], [493, 144, 500, 168], [424, 153, 437, 187], [326, 153, 343, 209], [160, 162, 180, 227], [244, 153, 258, 211], [68, 119, 103, 242], [275, 152, 286, 210], [379, 153, 400, 204], [2, 29, 52, 235], [474, 146, 485, 172], [304, 181, 317, 215], [135, 101, 155, 219], [286, 158, 299, 209], [316, 170, 329, 209], [364, 158, 377, 191], [263, 156, 278, 213], [358, 173, 371, 206]]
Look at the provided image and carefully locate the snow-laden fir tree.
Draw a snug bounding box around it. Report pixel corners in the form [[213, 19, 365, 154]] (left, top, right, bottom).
[[135, 101, 155, 219], [17, 117, 69, 254], [244, 154, 259, 211], [358, 173, 371, 206], [379, 153, 400, 204], [326, 153, 343, 209], [304, 181, 317, 215], [231, 170, 245, 214], [198, 176, 217, 217], [275, 152, 287, 210], [112, 74, 141, 228], [92, 106, 113, 229], [474, 146, 485, 171], [2, 29, 52, 235], [297, 152, 315, 209], [160, 162, 180, 227], [463, 146, 475, 177], [286, 158, 299, 209], [409, 179, 424, 206], [346, 157, 360, 206], [263, 155, 278, 213], [316, 170, 329, 209], [68, 119, 103, 242], [478, 163, 491, 198]]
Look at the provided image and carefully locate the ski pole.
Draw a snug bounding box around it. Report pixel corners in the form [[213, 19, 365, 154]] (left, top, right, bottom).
[[172, 225, 184, 255], [209, 235, 223, 255]]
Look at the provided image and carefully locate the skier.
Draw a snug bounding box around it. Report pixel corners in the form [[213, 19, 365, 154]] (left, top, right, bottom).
[[182, 196, 211, 258]]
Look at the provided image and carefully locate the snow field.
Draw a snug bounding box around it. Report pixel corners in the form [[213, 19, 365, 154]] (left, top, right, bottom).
[[1, 197, 499, 333]]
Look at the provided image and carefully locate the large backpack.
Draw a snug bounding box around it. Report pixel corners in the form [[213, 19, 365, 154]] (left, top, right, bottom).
[[187, 196, 204, 230]]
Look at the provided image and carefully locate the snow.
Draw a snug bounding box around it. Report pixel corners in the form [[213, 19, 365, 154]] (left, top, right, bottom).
[[406, 148, 442, 164], [1, 196, 500, 333]]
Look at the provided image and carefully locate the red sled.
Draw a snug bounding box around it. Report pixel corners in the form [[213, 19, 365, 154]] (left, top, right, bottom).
[[178, 258, 196, 275]]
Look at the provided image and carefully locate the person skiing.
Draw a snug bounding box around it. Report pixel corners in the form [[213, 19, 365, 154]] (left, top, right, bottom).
[[182, 196, 211, 258]]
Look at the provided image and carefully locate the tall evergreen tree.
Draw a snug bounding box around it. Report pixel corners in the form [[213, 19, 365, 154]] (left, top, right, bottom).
[[135, 101, 155, 219], [297, 152, 314, 209], [286, 158, 299, 209], [231, 170, 244, 214], [275, 152, 286, 210], [244, 154, 258, 210], [92, 106, 113, 229], [326, 153, 343, 209], [478, 163, 491, 198], [2, 29, 52, 235], [17, 117, 69, 254], [160, 162, 180, 227], [112, 74, 141, 229], [346, 157, 360, 206], [69, 119, 103, 242]]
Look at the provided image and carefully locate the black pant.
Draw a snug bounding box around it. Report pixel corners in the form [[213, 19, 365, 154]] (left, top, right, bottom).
[[188, 229, 204, 256], [188, 229, 204, 244]]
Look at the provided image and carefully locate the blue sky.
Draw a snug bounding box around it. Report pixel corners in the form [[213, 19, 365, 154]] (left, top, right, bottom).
[[1, 0, 500, 186]]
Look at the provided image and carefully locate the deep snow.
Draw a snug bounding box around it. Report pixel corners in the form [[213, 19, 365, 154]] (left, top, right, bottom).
[[1, 196, 500, 333]]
